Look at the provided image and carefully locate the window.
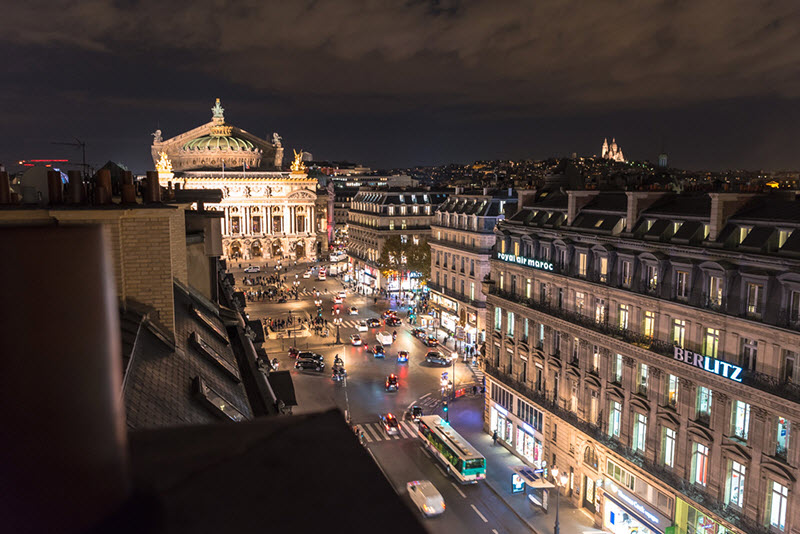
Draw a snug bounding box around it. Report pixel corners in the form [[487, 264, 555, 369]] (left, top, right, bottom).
[[646, 264, 658, 291], [575, 292, 585, 315], [696, 387, 713, 422], [510, 275, 517, 295], [782, 350, 797, 384], [499, 272, 504, 291], [676, 270, 689, 300], [666, 374, 679, 408], [606, 459, 635, 491], [739, 226, 752, 243], [553, 331, 561, 354], [559, 248, 568, 269], [637, 363, 649, 396], [790, 290, 800, 325], [589, 390, 599, 425], [572, 337, 580, 361], [470, 282, 475, 301], [731, 400, 751, 441], [769, 481, 788, 532], [389, 220, 395, 230], [741, 338, 758, 371], [703, 328, 720, 358], [621, 260, 632, 287], [401, 219, 407, 229], [595, 298, 606, 323], [584, 446, 598, 469], [526, 278, 532, 299], [672, 319, 686, 348], [693, 443, 709, 486], [746, 282, 763, 317], [776, 417, 790, 459], [632, 413, 647, 454], [609, 401, 622, 438], [778, 229, 791, 248], [514, 241, 520, 256], [523, 318, 529, 343], [578, 252, 588, 276], [557, 288, 564, 308], [591, 345, 600, 374], [613, 353, 623, 384], [708, 275, 723, 306], [494, 307, 502, 331], [599, 257, 608, 283], [726, 460, 746, 508], [619, 304, 630, 330], [663, 428, 676, 467], [506, 312, 515, 337], [539, 284, 547, 304], [643, 311, 655, 338], [501, 240, 506, 254]]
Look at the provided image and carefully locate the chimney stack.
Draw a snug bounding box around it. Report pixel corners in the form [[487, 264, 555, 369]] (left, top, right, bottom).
[[144, 171, 161, 204], [95, 169, 112, 205], [66, 171, 86, 204], [120, 171, 136, 204], [0, 171, 11, 204], [47, 170, 64, 205]]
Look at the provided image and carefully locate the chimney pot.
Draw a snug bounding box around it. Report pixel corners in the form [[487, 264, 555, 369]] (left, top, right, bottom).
[[47, 170, 64, 205], [144, 171, 161, 204], [66, 171, 86, 204], [95, 169, 112, 205], [0, 171, 11, 204]]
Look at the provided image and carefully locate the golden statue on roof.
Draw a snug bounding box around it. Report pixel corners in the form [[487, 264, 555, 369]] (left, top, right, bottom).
[[155, 151, 173, 173], [290, 149, 306, 173]]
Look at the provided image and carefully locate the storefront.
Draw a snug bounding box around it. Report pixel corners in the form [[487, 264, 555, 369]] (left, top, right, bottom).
[[674, 498, 736, 534], [515, 425, 543, 465], [602, 479, 671, 534], [489, 405, 514, 446], [441, 311, 458, 335]]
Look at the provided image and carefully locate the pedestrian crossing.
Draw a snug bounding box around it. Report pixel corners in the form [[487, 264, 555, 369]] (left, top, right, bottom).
[[416, 396, 442, 410], [358, 420, 420, 443], [471, 364, 486, 385]]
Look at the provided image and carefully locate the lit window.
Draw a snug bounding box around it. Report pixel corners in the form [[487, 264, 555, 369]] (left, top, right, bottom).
[[578, 252, 588, 276], [746, 282, 763, 317], [632, 413, 647, 453], [643, 311, 655, 338], [494, 307, 502, 331], [619, 304, 629, 330], [726, 460, 746, 508], [731, 400, 751, 441], [609, 401, 622, 438], [663, 428, 676, 467], [507, 312, 515, 337], [666, 374, 679, 408], [703, 328, 720, 358], [770, 481, 788, 531], [514, 241, 520, 256], [676, 270, 689, 299], [693, 443, 709, 486], [672, 319, 686, 348], [696, 387, 713, 421]]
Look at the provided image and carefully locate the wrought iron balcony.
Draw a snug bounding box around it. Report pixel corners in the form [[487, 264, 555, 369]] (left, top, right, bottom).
[[428, 282, 486, 308]]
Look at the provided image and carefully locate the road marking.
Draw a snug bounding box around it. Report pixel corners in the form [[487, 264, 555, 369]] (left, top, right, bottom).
[[450, 482, 466, 498], [435, 464, 448, 477], [471, 504, 488, 523], [492, 530, 499, 534], [420, 393, 431, 399]]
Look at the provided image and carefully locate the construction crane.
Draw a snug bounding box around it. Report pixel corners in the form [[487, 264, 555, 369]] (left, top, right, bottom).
[[51, 138, 89, 178]]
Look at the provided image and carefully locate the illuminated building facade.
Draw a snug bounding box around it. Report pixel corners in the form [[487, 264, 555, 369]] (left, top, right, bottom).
[[484, 188, 800, 534], [152, 99, 327, 260]]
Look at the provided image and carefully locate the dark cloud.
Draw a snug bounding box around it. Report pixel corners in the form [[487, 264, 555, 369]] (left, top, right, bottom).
[[1, 1, 799, 171]]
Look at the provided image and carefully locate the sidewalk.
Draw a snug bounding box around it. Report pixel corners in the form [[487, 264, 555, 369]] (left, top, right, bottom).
[[449, 396, 597, 534]]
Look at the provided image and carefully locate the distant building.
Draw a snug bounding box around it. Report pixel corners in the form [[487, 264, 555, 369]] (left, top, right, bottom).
[[601, 137, 625, 162], [658, 152, 669, 168]]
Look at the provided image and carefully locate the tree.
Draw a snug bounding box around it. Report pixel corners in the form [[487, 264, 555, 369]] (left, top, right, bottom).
[[377, 235, 431, 288]]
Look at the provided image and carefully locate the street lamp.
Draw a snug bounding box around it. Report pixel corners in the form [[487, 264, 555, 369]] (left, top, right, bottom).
[[551, 468, 569, 534], [335, 316, 342, 345], [451, 351, 457, 401]]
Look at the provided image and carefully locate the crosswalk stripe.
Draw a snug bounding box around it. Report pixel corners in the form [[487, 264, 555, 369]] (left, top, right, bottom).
[[362, 423, 380, 442]]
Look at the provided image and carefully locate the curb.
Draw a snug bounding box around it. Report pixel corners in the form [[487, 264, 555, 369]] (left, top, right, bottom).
[[483, 477, 540, 534]]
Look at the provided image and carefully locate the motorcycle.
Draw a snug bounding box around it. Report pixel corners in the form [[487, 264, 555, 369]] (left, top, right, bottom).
[[392, 331, 397, 341]]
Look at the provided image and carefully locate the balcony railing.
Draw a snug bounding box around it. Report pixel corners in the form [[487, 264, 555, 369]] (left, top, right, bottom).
[[488, 286, 800, 404], [428, 282, 486, 308], [484, 363, 769, 534], [429, 237, 494, 256]]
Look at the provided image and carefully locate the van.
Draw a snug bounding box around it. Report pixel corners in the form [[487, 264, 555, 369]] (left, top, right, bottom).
[[376, 331, 393, 345], [406, 480, 445, 517]]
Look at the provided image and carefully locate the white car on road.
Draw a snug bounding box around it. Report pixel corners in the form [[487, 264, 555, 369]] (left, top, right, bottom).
[[376, 331, 393, 346], [243, 266, 260, 273], [407, 480, 445, 517], [303, 271, 312, 278], [350, 334, 362, 346], [349, 306, 358, 315], [356, 321, 369, 332]]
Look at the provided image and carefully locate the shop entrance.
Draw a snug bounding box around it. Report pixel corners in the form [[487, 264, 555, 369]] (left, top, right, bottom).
[[583, 475, 596, 513]]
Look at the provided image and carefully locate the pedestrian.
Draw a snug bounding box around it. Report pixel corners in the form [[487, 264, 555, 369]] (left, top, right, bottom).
[[492, 430, 498, 445], [472, 385, 478, 396]]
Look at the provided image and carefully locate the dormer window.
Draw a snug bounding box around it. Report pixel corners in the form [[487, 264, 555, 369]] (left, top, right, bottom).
[[779, 229, 793, 249], [739, 226, 752, 244], [703, 224, 710, 239], [594, 219, 604, 228], [673, 222, 683, 233], [514, 241, 520, 256], [645, 219, 654, 231]]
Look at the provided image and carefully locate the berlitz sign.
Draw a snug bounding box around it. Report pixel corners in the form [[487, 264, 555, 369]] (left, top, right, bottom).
[[673, 347, 743, 382], [497, 252, 555, 272]]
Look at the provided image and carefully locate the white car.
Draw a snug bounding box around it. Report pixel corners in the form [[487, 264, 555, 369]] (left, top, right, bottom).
[[333, 296, 343, 304], [350, 334, 362, 346], [303, 271, 312, 278], [338, 291, 347, 299], [349, 306, 358, 315], [356, 321, 369, 332], [376, 331, 393, 346], [243, 266, 260, 273], [407, 480, 445, 517]]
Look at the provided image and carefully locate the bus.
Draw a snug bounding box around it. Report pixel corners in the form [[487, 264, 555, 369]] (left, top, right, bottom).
[[318, 268, 326, 281], [417, 415, 486, 484]]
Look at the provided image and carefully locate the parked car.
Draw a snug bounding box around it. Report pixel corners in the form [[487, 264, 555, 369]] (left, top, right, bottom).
[[295, 358, 324, 371], [406, 480, 445, 517], [357, 321, 369, 332], [425, 351, 449, 365], [373, 344, 386, 358], [397, 350, 409, 363], [350, 334, 362, 346], [382, 413, 399, 435], [366, 318, 381, 328], [385, 374, 399, 392], [243, 266, 261, 273], [349, 306, 358, 315]]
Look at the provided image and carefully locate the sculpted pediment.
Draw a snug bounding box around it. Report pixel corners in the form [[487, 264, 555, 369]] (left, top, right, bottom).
[[287, 188, 316, 200]]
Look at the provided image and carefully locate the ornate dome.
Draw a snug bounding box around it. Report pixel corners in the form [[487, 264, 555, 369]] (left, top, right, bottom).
[[183, 134, 257, 152]]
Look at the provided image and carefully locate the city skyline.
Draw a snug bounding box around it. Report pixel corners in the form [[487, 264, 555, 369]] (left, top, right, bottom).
[[2, 1, 800, 172]]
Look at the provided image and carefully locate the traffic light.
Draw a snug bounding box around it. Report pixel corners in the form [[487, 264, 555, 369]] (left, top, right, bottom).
[[442, 400, 448, 413]]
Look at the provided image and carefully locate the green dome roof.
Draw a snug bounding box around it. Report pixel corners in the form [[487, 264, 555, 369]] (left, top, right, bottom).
[[183, 134, 256, 151]]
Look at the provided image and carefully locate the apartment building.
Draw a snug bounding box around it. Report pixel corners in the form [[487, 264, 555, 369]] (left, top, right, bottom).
[[483, 188, 800, 534], [428, 190, 516, 346], [346, 188, 448, 292]]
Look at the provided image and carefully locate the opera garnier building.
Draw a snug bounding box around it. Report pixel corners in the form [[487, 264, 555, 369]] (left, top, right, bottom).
[[151, 98, 326, 261]]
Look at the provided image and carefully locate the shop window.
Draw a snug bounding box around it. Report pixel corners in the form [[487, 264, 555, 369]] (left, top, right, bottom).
[[606, 459, 635, 491]]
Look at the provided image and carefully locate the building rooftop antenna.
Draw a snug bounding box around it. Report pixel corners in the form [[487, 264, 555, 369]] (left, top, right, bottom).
[[51, 138, 88, 178]]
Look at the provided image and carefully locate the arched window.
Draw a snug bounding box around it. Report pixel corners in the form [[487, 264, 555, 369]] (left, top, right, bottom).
[[584, 446, 598, 470]]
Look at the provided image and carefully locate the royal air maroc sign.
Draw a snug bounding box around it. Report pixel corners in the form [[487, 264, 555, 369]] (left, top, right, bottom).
[[673, 347, 743, 382], [497, 252, 555, 272]]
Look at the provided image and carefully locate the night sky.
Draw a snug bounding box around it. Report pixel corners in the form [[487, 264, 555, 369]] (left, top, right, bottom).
[[2, 1, 799, 173]]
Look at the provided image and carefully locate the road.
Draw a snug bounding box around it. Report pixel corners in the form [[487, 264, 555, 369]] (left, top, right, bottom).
[[231, 259, 531, 533]]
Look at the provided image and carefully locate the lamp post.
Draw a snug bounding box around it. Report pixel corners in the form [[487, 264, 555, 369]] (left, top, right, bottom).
[[335, 316, 342, 345], [551, 468, 569, 534], [451, 351, 457, 401]]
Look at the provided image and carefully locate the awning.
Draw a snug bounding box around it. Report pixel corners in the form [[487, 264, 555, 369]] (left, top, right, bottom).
[[513, 466, 554, 489]]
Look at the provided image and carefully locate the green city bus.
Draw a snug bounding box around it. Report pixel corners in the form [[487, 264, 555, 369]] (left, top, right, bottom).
[[417, 415, 486, 484]]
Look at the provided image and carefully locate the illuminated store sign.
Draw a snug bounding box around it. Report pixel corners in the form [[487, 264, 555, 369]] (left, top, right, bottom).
[[673, 347, 743, 382], [606, 481, 660, 525], [497, 252, 554, 272]]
